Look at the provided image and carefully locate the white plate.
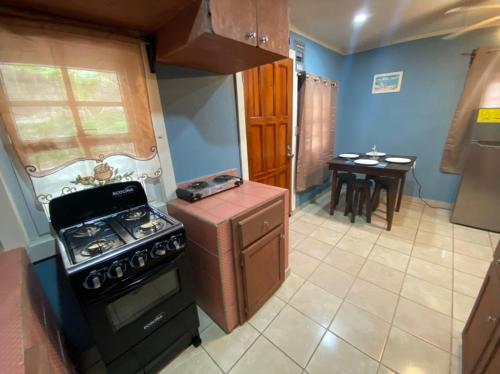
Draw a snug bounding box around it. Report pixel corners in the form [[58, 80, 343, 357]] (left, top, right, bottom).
[[385, 157, 412, 164], [338, 153, 359, 158], [354, 159, 379, 166], [366, 151, 386, 157]]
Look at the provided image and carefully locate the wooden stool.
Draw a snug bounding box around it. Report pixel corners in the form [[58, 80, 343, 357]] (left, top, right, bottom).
[[347, 179, 372, 223], [332, 173, 355, 214], [371, 176, 399, 230]]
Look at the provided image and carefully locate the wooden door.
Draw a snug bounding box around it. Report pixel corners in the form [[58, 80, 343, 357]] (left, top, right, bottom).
[[210, 0, 257, 46], [240, 225, 284, 318], [243, 58, 292, 190], [256, 0, 289, 56], [462, 264, 500, 373]]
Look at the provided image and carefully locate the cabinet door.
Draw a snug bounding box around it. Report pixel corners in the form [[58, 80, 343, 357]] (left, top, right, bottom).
[[241, 225, 284, 318], [256, 0, 289, 56], [210, 0, 257, 46], [462, 265, 500, 373]]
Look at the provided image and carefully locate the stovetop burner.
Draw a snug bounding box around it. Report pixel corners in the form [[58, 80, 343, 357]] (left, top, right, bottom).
[[190, 181, 209, 189], [213, 175, 234, 183], [81, 239, 114, 257], [139, 220, 164, 233], [122, 209, 148, 221], [72, 224, 101, 238]]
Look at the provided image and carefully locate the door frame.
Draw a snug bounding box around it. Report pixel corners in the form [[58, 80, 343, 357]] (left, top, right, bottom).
[[235, 49, 298, 211]]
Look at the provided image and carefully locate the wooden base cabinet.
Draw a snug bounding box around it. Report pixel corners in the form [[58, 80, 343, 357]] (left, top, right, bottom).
[[462, 242, 500, 373]]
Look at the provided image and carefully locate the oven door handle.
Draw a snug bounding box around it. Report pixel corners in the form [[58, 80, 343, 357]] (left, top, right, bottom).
[[96, 251, 183, 301]]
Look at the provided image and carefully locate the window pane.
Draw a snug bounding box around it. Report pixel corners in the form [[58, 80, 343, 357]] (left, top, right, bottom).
[[69, 69, 122, 102], [12, 106, 76, 141], [26, 148, 83, 171], [79, 106, 128, 135], [91, 143, 135, 155], [0, 64, 67, 101]]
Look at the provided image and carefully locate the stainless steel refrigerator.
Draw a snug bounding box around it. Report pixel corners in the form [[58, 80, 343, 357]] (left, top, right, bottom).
[[451, 109, 500, 232]]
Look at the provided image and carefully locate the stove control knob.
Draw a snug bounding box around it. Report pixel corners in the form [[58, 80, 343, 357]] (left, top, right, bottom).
[[84, 271, 105, 290], [168, 236, 183, 250], [130, 251, 147, 268], [107, 261, 126, 279], [151, 242, 167, 258]]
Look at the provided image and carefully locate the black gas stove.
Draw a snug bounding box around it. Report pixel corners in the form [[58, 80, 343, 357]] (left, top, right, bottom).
[[49, 182, 200, 374]]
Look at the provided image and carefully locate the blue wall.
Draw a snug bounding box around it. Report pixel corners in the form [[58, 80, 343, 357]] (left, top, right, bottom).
[[289, 32, 345, 206], [156, 65, 241, 183], [337, 28, 500, 203]]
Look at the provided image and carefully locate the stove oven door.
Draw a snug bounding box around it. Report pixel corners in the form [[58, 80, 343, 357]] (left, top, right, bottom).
[[83, 251, 196, 364]]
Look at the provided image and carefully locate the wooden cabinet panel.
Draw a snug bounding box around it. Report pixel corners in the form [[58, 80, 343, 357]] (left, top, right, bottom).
[[210, 0, 257, 46], [236, 199, 284, 248], [463, 264, 500, 373], [240, 225, 284, 317], [256, 0, 289, 56]]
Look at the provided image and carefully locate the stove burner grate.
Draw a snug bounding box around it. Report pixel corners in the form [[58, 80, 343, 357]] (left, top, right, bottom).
[[81, 239, 114, 257], [139, 220, 163, 233], [73, 225, 101, 238], [123, 209, 148, 221], [190, 181, 209, 189]]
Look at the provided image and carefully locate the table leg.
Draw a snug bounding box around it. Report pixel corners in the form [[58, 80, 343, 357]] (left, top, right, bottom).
[[396, 174, 406, 212], [386, 182, 397, 231], [329, 170, 338, 215]]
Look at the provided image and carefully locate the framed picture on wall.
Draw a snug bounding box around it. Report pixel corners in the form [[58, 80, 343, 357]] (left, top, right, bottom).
[[372, 71, 403, 94]]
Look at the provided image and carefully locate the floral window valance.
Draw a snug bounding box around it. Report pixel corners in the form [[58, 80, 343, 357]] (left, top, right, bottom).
[[0, 18, 162, 211]]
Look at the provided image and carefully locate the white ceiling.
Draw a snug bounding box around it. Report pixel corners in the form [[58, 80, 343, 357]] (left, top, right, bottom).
[[289, 0, 500, 54]]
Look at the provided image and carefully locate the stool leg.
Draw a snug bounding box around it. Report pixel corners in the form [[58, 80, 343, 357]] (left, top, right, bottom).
[[371, 184, 381, 212], [351, 190, 359, 223], [365, 187, 372, 223], [358, 189, 364, 215], [334, 181, 342, 209], [386, 184, 397, 230], [344, 184, 353, 216]]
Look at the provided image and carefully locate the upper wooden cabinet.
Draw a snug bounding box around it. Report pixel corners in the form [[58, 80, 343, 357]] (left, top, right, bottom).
[[155, 0, 289, 73]]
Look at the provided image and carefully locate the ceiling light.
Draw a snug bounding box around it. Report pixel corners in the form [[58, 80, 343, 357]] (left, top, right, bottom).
[[353, 13, 369, 26]]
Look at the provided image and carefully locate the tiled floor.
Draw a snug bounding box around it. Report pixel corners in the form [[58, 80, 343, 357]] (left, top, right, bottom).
[[161, 191, 499, 374]]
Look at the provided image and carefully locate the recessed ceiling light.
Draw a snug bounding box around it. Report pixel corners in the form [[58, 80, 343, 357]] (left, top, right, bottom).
[[353, 13, 369, 26]]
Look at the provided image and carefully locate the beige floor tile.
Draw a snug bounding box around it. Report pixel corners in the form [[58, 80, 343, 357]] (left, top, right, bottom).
[[230, 335, 302, 374], [321, 217, 352, 234], [415, 230, 453, 251], [160, 345, 222, 374], [407, 257, 452, 289], [401, 275, 452, 315], [452, 319, 465, 357], [454, 225, 491, 246], [411, 243, 453, 268], [383, 225, 416, 241], [420, 212, 451, 225], [249, 296, 285, 332], [309, 263, 355, 298], [275, 272, 305, 302], [201, 323, 259, 372], [309, 227, 344, 246], [450, 351, 462, 374], [368, 245, 410, 272], [418, 220, 453, 237], [323, 248, 366, 275], [453, 292, 475, 322], [329, 302, 390, 360], [376, 233, 413, 255], [264, 305, 325, 367], [393, 214, 420, 229], [336, 235, 375, 257], [453, 253, 489, 278], [290, 281, 342, 328], [381, 327, 450, 374], [490, 232, 500, 248], [306, 331, 379, 374], [453, 270, 483, 298], [295, 237, 334, 260], [197, 306, 214, 333], [393, 298, 451, 351], [289, 251, 321, 279], [346, 279, 398, 322], [358, 260, 405, 293], [291, 219, 319, 235], [347, 225, 381, 243], [454, 239, 492, 261], [300, 213, 328, 226], [377, 365, 396, 374], [290, 230, 307, 249]]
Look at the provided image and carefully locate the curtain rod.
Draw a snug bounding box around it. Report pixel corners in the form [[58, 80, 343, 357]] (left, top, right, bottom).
[[297, 71, 337, 87]]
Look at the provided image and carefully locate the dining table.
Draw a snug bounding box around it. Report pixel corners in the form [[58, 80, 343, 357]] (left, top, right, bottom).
[[328, 154, 417, 230]]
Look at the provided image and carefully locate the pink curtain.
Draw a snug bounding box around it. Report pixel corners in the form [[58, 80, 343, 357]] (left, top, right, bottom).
[[296, 74, 337, 192], [441, 48, 500, 174]]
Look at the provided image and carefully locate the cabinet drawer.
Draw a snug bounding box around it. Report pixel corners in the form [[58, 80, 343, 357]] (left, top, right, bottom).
[[462, 264, 500, 373], [236, 199, 284, 248]]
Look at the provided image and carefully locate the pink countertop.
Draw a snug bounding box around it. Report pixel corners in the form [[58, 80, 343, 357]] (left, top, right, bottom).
[[167, 181, 287, 225]]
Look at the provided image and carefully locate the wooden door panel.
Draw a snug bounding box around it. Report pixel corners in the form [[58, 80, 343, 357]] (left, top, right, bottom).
[[243, 58, 292, 192], [210, 0, 257, 46], [256, 0, 289, 56]]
